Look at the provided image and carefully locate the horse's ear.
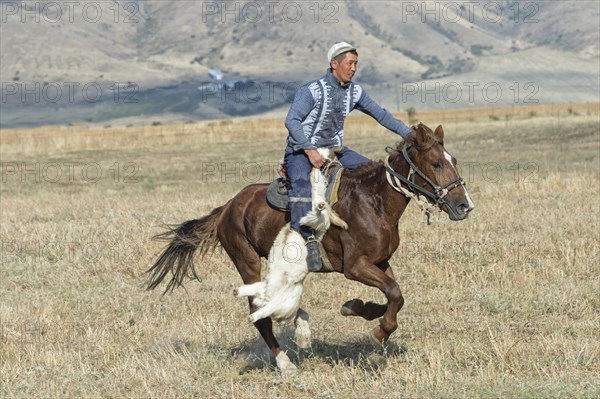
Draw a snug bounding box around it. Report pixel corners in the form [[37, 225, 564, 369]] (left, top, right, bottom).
[[434, 125, 444, 143], [415, 124, 432, 147]]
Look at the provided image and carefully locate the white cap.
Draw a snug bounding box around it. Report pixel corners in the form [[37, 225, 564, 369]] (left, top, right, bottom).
[[327, 41, 357, 63]]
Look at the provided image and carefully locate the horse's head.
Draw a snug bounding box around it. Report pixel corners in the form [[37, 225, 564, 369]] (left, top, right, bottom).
[[395, 123, 475, 221]]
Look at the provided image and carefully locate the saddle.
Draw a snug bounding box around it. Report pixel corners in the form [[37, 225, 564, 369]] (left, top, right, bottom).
[[266, 162, 344, 211]]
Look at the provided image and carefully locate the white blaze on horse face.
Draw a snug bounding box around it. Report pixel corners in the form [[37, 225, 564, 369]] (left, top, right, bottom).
[[444, 151, 475, 210], [443, 151, 456, 172], [464, 186, 475, 210]]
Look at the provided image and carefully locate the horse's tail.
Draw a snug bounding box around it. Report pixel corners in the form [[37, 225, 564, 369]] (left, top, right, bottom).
[[146, 204, 225, 294]]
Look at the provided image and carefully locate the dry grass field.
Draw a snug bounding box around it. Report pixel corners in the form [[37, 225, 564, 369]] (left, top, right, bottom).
[[1, 103, 599, 398]]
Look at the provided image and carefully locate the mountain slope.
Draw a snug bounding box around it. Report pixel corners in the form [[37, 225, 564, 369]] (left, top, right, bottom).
[[0, 0, 598, 127]]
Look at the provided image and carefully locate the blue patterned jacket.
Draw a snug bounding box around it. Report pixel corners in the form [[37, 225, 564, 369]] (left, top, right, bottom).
[[285, 68, 411, 153]]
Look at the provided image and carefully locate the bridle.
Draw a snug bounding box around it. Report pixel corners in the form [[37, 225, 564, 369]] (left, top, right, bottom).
[[384, 145, 467, 222]]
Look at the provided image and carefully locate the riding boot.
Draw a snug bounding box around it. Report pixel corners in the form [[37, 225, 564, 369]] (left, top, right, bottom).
[[305, 236, 322, 272]]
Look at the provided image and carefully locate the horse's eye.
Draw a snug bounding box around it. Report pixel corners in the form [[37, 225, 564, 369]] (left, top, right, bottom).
[[432, 162, 441, 170]]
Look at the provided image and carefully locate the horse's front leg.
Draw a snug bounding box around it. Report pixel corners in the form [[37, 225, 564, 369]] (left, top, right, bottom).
[[343, 257, 404, 342], [340, 298, 387, 320], [341, 262, 393, 320], [247, 299, 297, 375]]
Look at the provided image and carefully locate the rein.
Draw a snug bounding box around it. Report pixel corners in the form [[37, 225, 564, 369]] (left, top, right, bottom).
[[384, 145, 466, 224]]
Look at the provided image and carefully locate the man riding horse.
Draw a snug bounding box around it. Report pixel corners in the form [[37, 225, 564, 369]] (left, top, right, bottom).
[[147, 41, 475, 375], [285, 41, 412, 272]]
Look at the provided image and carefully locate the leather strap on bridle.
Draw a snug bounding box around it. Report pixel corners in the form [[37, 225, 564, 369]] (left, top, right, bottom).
[[384, 154, 439, 224]]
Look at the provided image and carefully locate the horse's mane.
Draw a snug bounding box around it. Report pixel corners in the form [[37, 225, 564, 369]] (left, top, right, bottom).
[[341, 139, 408, 184], [336, 158, 388, 208], [343, 159, 384, 180], [338, 144, 402, 191], [338, 124, 441, 192]]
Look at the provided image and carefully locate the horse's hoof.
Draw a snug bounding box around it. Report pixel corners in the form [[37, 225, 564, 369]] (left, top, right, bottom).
[[371, 326, 390, 345], [294, 326, 312, 349], [340, 299, 364, 316], [234, 348, 270, 374], [248, 315, 256, 323], [233, 288, 239, 297], [276, 351, 298, 378], [295, 335, 311, 350]]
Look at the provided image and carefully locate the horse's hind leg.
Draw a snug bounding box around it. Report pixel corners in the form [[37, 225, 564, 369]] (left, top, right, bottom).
[[222, 237, 296, 375], [251, 304, 296, 374]]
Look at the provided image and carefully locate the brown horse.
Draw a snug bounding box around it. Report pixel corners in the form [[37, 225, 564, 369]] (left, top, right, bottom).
[[146, 123, 474, 373]]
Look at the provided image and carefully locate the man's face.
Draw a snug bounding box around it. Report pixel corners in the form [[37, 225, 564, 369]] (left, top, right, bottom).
[[331, 52, 358, 85]]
